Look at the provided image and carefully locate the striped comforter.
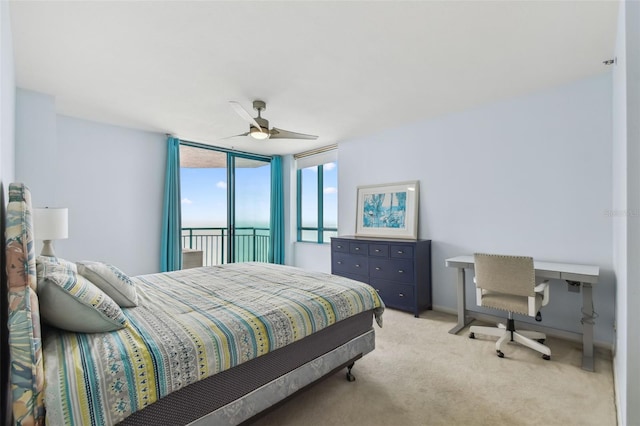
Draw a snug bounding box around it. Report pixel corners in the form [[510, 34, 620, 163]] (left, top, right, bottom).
[[42, 262, 384, 425]]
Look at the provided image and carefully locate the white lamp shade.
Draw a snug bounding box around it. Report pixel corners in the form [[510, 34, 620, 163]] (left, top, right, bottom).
[[33, 208, 68, 240]]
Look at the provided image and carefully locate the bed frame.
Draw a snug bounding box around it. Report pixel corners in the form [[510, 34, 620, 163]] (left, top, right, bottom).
[[123, 311, 374, 425], [1, 183, 377, 425]]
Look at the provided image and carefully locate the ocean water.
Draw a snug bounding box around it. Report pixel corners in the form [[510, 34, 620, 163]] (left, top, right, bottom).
[[181, 223, 270, 265]]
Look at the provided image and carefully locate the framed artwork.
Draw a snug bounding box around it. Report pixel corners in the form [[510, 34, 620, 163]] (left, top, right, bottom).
[[355, 181, 419, 239]]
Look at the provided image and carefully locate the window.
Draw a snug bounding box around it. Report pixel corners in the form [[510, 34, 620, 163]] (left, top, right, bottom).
[[179, 143, 272, 265], [296, 146, 338, 243]]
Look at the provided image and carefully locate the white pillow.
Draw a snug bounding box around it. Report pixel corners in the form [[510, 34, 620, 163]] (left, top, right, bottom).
[[36, 255, 77, 280], [37, 269, 127, 333], [76, 261, 138, 307]]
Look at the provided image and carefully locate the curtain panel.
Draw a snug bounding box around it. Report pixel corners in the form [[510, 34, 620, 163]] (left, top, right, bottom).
[[269, 155, 285, 264], [161, 136, 182, 272]]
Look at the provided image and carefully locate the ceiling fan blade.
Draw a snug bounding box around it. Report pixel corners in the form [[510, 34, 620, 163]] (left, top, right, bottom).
[[229, 101, 265, 135], [270, 127, 318, 140], [219, 132, 250, 140]]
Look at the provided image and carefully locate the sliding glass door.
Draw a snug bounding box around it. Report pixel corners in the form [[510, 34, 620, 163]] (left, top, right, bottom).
[[179, 144, 271, 265], [230, 155, 271, 262]]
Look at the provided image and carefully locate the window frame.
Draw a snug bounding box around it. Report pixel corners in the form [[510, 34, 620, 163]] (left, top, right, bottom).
[[295, 146, 338, 244]]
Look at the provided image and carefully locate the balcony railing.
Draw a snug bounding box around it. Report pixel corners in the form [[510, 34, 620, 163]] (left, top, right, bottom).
[[181, 227, 270, 266]]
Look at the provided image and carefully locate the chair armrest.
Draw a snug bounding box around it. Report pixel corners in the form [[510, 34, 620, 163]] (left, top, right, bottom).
[[534, 280, 550, 306]]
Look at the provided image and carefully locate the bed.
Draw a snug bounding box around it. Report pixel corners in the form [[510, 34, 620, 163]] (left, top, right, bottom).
[[2, 183, 384, 425]]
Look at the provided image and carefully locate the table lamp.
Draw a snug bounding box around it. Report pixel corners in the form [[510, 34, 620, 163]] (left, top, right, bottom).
[[33, 207, 68, 257]]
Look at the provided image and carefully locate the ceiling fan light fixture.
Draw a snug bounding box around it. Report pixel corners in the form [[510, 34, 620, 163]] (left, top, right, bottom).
[[250, 127, 270, 140]]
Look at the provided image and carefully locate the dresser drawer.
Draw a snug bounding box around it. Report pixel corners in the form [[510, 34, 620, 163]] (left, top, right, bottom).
[[350, 242, 369, 255], [390, 245, 414, 259], [371, 279, 414, 310], [332, 252, 369, 277], [331, 240, 349, 253], [369, 244, 389, 257], [369, 259, 414, 284], [336, 272, 369, 284]]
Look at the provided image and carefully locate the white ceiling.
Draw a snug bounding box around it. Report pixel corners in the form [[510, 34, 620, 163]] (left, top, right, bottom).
[[9, 0, 619, 156]]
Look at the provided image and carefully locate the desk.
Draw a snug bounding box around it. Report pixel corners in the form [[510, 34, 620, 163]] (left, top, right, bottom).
[[445, 255, 600, 371]]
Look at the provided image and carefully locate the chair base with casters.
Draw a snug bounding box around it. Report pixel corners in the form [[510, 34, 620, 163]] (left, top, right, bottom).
[[469, 313, 551, 360], [469, 253, 553, 361]]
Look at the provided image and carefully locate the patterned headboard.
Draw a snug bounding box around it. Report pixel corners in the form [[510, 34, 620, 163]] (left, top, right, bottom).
[[6, 183, 44, 425]]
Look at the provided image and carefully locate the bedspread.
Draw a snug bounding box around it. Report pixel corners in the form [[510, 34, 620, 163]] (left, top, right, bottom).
[[42, 262, 384, 425]]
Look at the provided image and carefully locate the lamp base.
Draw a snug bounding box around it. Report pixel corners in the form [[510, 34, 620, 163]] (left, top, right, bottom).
[[40, 240, 57, 257]]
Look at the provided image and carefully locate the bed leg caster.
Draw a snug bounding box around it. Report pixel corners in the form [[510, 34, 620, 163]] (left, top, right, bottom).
[[346, 362, 356, 382]]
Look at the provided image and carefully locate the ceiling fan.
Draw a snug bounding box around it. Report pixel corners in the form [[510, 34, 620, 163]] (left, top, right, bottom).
[[227, 100, 318, 141]]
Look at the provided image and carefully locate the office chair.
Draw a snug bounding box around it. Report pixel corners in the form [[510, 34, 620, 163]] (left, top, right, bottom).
[[469, 253, 551, 360]]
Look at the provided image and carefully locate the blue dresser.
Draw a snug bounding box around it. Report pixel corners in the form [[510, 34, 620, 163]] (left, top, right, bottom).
[[331, 236, 432, 317]]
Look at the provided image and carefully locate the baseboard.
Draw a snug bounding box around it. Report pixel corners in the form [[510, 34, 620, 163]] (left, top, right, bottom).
[[431, 305, 613, 353]]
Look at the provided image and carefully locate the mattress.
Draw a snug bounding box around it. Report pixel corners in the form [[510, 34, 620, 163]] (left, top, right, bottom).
[[42, 262, 384, 425]]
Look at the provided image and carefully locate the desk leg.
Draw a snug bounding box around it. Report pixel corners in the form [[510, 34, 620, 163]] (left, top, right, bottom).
[[581, 282, 595, 372], [449, 267, 470, 334]]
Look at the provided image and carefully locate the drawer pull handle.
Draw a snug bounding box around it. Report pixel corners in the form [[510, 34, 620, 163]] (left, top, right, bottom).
[[398, 270, 404, 274], [399, 293, 404, 297], [337, 261, 343, 265], [337, 245, 342, 249], [397, 250, 404, 254], [375, 267, 381, 271], [355, 247, 360, 251], [355, 264, 360, 268], [375, 249, 381, 252]]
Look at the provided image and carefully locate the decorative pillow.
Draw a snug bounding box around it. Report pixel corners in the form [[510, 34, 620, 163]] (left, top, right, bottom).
[[37, 268, 127, 333], [36, 255, 77, 281], [76, 261, 138, 307]]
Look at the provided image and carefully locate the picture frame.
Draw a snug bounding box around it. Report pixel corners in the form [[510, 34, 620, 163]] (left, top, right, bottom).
[[355, 180, 419, 240]]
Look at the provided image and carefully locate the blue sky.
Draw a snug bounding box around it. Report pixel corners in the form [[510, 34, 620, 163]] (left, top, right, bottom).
[[301, 162, 338, 228], [181, 163, 270, 227], [180, 162, 337, 229]]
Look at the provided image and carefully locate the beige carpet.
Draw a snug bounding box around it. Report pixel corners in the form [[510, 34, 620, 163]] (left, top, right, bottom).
[[250, 308, 616, 426]]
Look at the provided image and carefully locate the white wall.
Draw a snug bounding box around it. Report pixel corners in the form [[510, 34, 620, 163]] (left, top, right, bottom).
[[55, 116, 166, 275], [612, 0, 627, 420], [624, 1, 640, 420], [0, 2, 14, 423], [330, 74, 614, 344], [15, 89, 166, 275], [613, 1, 640, 424], [1, 0, 15, 191], [294, 242, 331, 273], [15, 90, 58, 204]]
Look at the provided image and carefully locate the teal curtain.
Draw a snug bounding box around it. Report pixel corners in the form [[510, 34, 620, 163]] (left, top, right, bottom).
[[160, 136, 182, 271], [269, 155, 285, 264]]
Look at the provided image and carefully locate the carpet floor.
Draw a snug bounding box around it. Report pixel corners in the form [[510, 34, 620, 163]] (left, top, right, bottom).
[[250, 308, 616, 426]]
